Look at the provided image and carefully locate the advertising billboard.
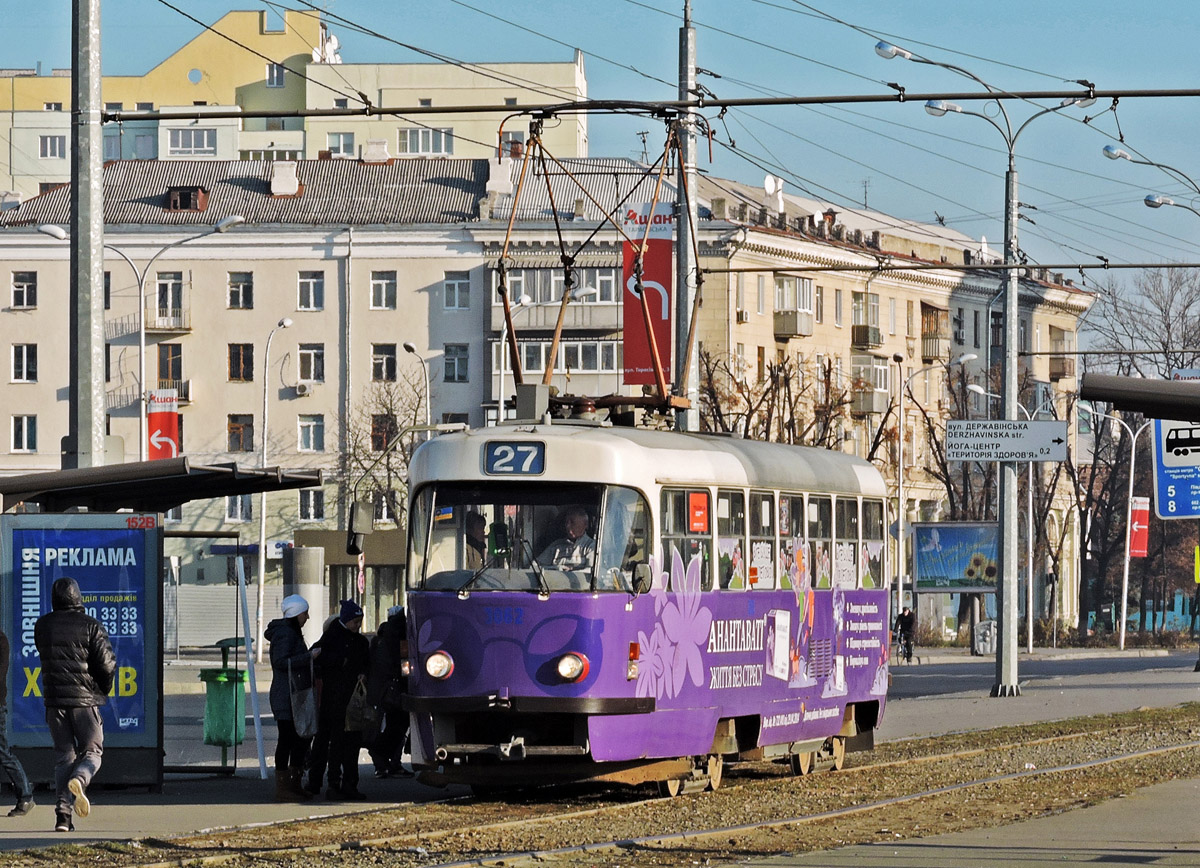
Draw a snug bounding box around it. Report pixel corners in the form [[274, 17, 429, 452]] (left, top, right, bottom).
[[622, 202, 674, 385], [912, 522, 999, 593]]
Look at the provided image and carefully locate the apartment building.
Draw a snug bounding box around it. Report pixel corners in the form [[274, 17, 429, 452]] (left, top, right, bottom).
[[0, 155, 1092, 631], [0, 9, 587, 198]]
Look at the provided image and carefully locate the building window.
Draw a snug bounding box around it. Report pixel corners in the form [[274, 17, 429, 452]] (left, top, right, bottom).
[[12, 416, 37, 452], [299, 489, 325, 521], [442, 412, 469, 425], [490, 267, 619, 305], [397, 127, 454, 156], [136, 102, 154, 112], [370, 271, 396, 309], [39, 134, 67, 159], [226, 494, 252, 522], [105, 343, 112, 382], [851, 291, 880, 328], [326, 132, 354, 157], [298, 343, 325, 382], [991, 311, 1004, 348], [372, 343, 397, 382], [756, 276, 765, 315], [227, 414, 254, 452], [973, 309, 981, 348], [158, 343, 183, 388], [228, 272, 253, 309], [815, 286, 824, 323], [298, 271, 324, 310], [12, 344, 37, 382], [444, 343, 469, 383], [135, 134, 155, 159], [735, 274, 745, 312], [371, 414, 398, 451], [105, 102, 123, 112], [167, 128, 217, 156], [889, 298, 897, 335], [298, 414, 325, 452], [498, 131, 524, 158], [228, 344, 254, 382], [44, 102, 62, 111], [164, 505, 182, 523], [333, 98, 348, 109], [834, 288, 844, 327], [104, 135, 121, 161], [444, 271, 470, 310], [907, 300, 915, 337], [104, 272, 111, 310], [12, 272, 36, 309], [419, 98, 432, 107], [266, 62, 286, 87]]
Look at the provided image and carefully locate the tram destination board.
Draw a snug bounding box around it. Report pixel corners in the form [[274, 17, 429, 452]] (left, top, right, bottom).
[[945, 420, 1068, 463]]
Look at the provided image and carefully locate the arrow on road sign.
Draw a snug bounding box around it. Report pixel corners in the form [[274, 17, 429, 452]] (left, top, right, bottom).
[[150, 429, 178, 458]]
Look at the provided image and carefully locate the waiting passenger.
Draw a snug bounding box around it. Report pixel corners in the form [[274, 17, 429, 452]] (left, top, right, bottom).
[[464, 512, 487, 570], [537, 506, 596, 570]]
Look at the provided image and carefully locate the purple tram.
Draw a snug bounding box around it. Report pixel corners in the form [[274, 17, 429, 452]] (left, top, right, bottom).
[[404, 421, 890, 793]]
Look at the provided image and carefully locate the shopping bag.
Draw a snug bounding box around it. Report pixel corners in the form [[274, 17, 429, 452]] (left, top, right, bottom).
[[345, 674, 377, 732], [289, 656, 318, 739]]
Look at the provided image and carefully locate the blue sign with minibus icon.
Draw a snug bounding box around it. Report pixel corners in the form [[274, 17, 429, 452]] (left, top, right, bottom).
[[1152, 419, 1200, 519]]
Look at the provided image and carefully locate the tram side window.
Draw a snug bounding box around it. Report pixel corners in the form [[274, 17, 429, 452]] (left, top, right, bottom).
[[717, 488, 746, 589], [862, 499, 885, 589], [780, 494, 806, 590], [406, 486, 434, 589], [808, 495, 832, 589], [834, 498, 858, 589], [748, 491, 776, 589], [660, 489, 713, 591], [596, 486, 652, 591]]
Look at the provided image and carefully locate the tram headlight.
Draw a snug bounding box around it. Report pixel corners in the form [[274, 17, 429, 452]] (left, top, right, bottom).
[[425, 650, 455, 680], [556, 651, 590, 683]]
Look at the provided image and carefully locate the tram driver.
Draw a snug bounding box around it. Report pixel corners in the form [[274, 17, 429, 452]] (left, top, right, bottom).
[[463, 511, 487, 570], [537, 505, 596, 570]]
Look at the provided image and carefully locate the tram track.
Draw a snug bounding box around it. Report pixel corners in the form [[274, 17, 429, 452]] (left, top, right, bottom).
[[27, 703, 1194, 868]]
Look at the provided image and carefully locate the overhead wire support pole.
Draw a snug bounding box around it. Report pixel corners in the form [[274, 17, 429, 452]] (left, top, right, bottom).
[[675, 0, 699, 431]]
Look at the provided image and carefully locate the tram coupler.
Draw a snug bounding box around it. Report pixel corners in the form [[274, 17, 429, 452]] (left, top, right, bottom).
[[499, 735, 527, 760]]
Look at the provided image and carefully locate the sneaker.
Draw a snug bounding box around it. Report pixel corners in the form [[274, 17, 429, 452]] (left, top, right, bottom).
[[373, 768, 390, 779], [8, 798, 34, 817], [68, 777, 90, 818], [54, 813, 73, 833]]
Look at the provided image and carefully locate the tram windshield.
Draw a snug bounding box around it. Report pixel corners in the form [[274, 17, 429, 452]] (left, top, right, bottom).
[[408, 481, 651, 593]]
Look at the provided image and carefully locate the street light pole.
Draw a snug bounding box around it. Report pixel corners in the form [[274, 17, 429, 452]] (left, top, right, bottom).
[[1077, 404, 1150, 650], [38, 216, 246, 461], [402, 341, 431, 428], [256, 316, 293, 663], [880, 40, 1094, 696]]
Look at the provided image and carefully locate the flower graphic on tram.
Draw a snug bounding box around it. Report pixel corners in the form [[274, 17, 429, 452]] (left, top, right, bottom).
[[636, 546, 713, 701]]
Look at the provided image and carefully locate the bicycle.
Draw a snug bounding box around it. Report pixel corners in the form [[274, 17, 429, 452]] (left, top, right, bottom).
[[896, 631, 913, 664]]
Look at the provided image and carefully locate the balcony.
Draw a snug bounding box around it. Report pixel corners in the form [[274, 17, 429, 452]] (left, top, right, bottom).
[[921, 334, 950, 363], [774, 310, 813, 339], [851, 325, 882, 349], [156, 379, 192, 403], [850, 387, 888, 416], [145, 307, 191, 332], [1049, 355, 1076, 381]]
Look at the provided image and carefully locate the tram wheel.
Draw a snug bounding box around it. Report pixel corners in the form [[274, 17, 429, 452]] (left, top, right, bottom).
[[657, 777, 685, 797], [827, 736, 846, 772], [706, 754, 724, 791], [788, 750, 815, 776]]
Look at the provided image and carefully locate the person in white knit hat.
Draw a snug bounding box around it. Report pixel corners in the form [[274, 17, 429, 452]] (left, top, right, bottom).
[[264, 594, 320, 801]]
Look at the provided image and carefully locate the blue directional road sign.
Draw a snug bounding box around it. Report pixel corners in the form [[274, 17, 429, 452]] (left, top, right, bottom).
[[1151, 419, 1200, 519]]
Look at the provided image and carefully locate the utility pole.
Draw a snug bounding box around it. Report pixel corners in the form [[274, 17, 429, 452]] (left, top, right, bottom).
[[675, 0, 699, 431], [68, 0, 106, 469]]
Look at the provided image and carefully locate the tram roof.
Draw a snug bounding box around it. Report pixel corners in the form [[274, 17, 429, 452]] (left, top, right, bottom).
[[412, 423, 885, 498]]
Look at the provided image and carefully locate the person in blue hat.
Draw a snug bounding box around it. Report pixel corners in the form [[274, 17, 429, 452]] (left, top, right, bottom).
[[304, 599, 370, 799]]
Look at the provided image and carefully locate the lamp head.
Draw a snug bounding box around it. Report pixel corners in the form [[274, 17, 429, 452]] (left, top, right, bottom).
[[213, 215, 246, 233], [892, 353, 904, 363], [277, 317, 293, 329], [515, 293, 532, 307], [924, 99, 961, 117], [37, 224, 68, 241], [570, 286, 598, 301], [966, 383, 987, 397], [1103, 145, 1131, 161], [1060, 95, 1096, 109], [1145, 193, 1173, 209], [874, 41, 912, 60], [953, 352, 978, 365]]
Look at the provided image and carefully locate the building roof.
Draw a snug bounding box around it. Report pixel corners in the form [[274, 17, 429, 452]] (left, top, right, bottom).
[[0, 158, 489, 228]]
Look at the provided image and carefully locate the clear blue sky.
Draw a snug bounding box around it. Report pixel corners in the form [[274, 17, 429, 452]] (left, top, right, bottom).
[[9, 1, 1200, 275]]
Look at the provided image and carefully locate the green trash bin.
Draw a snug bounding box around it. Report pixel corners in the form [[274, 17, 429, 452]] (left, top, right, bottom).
[[199, 668, 246, 748]]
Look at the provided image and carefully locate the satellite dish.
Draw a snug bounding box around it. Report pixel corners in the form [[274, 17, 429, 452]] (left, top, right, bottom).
[[327, 33, 340, 52], [764, 174, 779, 196]]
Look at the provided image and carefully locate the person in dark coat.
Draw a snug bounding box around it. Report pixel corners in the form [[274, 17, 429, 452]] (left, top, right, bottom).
[[264, 594, 319, 802], [367, 605, 409, 777], [305, 599, 370, 799], [33, 577, 116, 833], [0, 629, 34, 816]]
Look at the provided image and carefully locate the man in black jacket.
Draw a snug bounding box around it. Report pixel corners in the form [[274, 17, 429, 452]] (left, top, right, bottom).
[[34, 577, 117, 833], [305, 599, 370, 800], [0, 629, 34, 816]]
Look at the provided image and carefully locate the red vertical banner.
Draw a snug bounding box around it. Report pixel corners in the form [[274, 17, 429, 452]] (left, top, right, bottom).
[[146, 389, 180, 460], [1129, 496, 1150, 558], [622, 203, 674, 385]]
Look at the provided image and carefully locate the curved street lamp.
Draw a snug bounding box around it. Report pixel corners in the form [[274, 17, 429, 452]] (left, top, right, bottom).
[[256, 316, 293, 663], [402, 341, 431, 428], [879, 41, 1093, 697], [38, 217, 247, 461]]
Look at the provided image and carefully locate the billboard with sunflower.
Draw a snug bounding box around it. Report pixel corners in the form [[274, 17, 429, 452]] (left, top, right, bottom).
[[912, 522, 999, 593]]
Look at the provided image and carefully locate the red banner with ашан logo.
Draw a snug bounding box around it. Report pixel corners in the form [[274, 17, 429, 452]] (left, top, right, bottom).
[[622, 203, 674, 386]]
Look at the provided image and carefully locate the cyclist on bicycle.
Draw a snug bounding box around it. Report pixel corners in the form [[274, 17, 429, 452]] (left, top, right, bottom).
[[893, 606, 915, 663]]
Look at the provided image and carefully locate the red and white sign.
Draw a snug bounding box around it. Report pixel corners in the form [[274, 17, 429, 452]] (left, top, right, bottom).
[[1130, 495, 1150, 558], [147, 389, 180, 461], [622, 203, 674, 385]]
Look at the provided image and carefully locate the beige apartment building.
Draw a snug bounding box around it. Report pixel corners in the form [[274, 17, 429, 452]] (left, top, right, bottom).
[[0, 9, 586, 199], [0, 155, 1091, 634]]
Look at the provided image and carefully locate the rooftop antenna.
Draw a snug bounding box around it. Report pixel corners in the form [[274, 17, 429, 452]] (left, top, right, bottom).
[[862, 177, 871, 208], [636, 130, 650, 163]]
